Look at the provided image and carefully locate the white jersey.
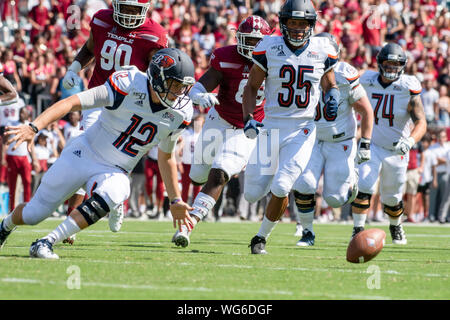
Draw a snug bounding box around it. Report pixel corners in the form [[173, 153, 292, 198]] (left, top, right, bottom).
[[252, 36, 338, 122], [79, 66, 193, 173], [315, 62, 365, 142], [360, 70, 422, 150], [7, 120, 29, 156], [0, 97, 25, 127]]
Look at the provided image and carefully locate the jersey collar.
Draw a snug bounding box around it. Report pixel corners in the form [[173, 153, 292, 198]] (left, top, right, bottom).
[[147, 78, 167, 113], [285, 39, 310, 57], [377, 75, 397, 89]]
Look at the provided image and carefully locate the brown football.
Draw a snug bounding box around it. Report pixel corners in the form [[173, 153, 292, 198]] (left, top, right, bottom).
[[346, 228, 386, 263]]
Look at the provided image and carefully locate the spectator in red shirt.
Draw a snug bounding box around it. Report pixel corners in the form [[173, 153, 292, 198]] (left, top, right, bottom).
[[404, 143, 424, 222], [28, 0, 50, 42]]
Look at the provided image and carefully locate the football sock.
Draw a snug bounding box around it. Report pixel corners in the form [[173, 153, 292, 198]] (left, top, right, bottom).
[[256, 215, 278, 239], [299, 210, 314, 233], [352, 212, 367, 227], [189, 192, 216, 221], [388, 216, 401, 226], [1, 214, 15, 232], [43, 216, 80, 245]]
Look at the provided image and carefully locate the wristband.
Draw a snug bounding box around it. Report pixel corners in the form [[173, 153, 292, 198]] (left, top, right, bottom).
[[170, 198, 182, 205], [29, 123, 39, 134]]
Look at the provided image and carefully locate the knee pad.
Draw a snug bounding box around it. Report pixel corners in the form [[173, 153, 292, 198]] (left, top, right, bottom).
[[293, 191, 315, 213], [383, 201, 404, 217], [77, 193, 110, 225], [351, 192, 372, 210]]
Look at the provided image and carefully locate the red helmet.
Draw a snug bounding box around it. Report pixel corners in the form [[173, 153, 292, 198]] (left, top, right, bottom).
[[112, 0, 151, 29], [236, 15, 272, 60]]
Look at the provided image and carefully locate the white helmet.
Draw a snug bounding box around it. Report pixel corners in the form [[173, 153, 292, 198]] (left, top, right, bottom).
[[112, 0, 151, 29]]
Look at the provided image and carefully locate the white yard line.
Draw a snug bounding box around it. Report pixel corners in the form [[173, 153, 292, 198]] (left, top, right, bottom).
[[0, 277, 394, 299]]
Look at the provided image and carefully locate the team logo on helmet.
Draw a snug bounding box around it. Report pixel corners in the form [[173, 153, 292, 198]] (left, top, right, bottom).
[[153, 54, 176, 69]]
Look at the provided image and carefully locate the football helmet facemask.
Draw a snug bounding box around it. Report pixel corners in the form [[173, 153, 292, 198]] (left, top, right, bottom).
[[112, 0, 151, 29], [236, 15, 272, 60], [148, 48, 195, 110]]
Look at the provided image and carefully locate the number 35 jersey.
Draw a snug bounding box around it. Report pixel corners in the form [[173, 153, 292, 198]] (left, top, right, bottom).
[[252, 36, 338, 122], [83, 66, 193, 173], [88, 9, 168, 89], [360, 70, 422, 150]]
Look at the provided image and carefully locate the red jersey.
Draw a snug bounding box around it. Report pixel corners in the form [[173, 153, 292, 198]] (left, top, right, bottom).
[[210, 45, 265, 128], [88, 9, 168, 89]]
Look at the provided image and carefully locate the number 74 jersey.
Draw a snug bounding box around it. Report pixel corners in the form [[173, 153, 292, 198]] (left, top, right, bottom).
[[360, 70, 422, 150]]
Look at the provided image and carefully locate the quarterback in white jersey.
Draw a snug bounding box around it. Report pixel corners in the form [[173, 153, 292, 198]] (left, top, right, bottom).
[[0, 48, 196, 259], [243, 0, 341, 254], [351, 43, 427, 245], [292, 33, 374, 247]]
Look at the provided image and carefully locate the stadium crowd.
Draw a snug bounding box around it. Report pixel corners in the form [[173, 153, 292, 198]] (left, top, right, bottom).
[[0, 0, 448, 224]]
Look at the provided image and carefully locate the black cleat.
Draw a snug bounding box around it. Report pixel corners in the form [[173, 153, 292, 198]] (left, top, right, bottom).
[[351, 226, 364, 239], [0, 220, 16, 249], [249, 235, 267, 254], [296, 229, 315, 247], [389, 224, 407, 245]]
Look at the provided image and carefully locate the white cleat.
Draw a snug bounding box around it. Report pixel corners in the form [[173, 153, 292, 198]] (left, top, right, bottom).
[[294, 223, 303, 237], [30, 239, 59, 259], [172, 225, 191, 248], [109, 203, 124, 232]]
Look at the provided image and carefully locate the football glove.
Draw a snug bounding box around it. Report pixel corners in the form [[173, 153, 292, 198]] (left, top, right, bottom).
[[244, 118, 264, 139], [395, 137, 415, 155], [191, 93, 219, 109], [62, 70, 80, 89], [356, 137, 371, 164], [324, 88, 340, 119]]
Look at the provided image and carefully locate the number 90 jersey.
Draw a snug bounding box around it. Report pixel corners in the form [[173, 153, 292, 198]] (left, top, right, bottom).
[[360, 70, 422, 150], [83, 66, 193, 173], [88, 9, 168, 89], [252, 36, 338, 122]]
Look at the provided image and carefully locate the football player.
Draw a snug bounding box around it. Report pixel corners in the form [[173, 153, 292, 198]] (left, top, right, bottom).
[[351, 43, 427, 244], [62, 0, 168, 239], [292, 33, 373, 246], [171, 15, 271, 248], [243, 0, 341, 254], [0, 48, 195, 259]]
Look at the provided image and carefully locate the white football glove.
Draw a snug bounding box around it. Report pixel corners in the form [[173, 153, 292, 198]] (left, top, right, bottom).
[[395, 137, 415, 155], [191, 93, 219, 108], [244, 118, 264, 139], [356, 137, 371, 164], [62, 61, 82, 90], [62, 70, 80, 90]]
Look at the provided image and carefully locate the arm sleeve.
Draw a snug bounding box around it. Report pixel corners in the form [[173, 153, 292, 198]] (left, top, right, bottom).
[[158, 129, 184, 154], [408, 76, 422, 95], [348, 83, 368, 105], [76, 84, 113, 110]]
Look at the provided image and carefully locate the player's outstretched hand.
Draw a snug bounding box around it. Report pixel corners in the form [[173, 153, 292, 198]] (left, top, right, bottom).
[[244, 119, 264, 139], [395, 137, 415, 155], [62, 70, 80, 89], [170, 200, 195, 232], [4, 124, 36, 153], [192, 93, 219, 108]]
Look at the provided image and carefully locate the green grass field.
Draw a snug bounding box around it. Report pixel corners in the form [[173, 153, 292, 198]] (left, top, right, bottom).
[[0, 218, 449, 300]]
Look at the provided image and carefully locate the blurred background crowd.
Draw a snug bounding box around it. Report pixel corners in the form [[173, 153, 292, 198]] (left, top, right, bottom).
[[0, 0, 448, 225]]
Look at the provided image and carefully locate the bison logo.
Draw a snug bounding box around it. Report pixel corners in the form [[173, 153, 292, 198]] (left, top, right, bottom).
[[153, 54, 176, 69]]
